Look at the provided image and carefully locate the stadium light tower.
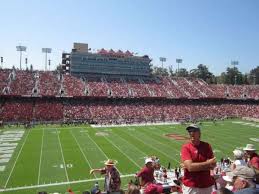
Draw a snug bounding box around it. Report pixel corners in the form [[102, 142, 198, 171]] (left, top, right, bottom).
[[16, 45, 27, 70], [231, 60, 239, 85], [159, 57, 166, 68], [42, 48, 52, 71], [231, 60, 239, 69], [176, 58, 183, 77]]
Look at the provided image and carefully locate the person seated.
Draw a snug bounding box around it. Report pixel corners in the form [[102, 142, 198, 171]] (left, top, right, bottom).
[[230, 149, 247, 171]]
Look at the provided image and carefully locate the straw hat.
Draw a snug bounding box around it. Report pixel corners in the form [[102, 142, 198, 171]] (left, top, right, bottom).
[[243, 144, 256, 151], [104, 159, 116, 166]]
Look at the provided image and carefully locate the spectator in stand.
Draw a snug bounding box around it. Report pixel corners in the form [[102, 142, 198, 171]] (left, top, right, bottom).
[[137, 158, 155, 187], [230, 166, 256, 194], [181, 124, 216, 194], [127, 183, 141, 194], [243, 144, 259, 170], [230, 149, 247, 170], [90, 159, 121, 194]]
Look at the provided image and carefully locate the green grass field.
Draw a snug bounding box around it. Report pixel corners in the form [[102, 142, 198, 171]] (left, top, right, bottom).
[[0, 119, 258, 194]]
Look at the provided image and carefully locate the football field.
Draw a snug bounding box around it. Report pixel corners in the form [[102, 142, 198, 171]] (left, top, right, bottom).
[[0, 119, 258, 194]]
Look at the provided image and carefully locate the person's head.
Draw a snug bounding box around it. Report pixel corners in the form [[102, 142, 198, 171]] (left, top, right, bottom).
[[230, 166, 256, 190], [186, 124, 201, 145], [127, 184, 141, 194], [243, 144, 256, 158], [233, 149, 244, 160], [104, 159, 116, 171], [145, 158, 154, 169]]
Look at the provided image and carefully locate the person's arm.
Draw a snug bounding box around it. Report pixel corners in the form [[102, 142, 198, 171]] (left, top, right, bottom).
[[90, 168, 103, 174], [183, 157, 216, 172], [181, 144, 216, 172]]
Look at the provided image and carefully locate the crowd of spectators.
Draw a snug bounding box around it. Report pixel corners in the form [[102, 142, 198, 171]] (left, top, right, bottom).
[[1, 70, 259, 100], [1, 99, 258, 124]]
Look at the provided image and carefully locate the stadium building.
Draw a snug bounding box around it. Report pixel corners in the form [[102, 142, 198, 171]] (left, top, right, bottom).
[[62, 43, 152, 77]]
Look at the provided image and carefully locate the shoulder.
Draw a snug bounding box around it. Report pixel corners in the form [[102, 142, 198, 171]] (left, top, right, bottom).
[[200, 141, 212, 148], [182, 142, 191, 149]]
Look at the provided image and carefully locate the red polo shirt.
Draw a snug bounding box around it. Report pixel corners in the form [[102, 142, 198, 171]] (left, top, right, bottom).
[[181, 141, 215, 188], [137, 166, 155, 186], [249, 153, 259, 169]]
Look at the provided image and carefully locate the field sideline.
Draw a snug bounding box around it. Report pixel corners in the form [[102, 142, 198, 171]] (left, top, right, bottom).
[[0, 119, 258, 194]]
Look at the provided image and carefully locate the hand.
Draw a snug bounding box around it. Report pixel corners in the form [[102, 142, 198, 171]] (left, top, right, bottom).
[[180, 163, 185, 169], [207, 157, 216, 168], [90, 169, 95, 174]]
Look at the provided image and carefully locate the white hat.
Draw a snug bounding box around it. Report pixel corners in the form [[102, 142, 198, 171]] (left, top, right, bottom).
[[233, 149, 244, 158], [145, 158, 153, 164], [243, 144, 256, 151]]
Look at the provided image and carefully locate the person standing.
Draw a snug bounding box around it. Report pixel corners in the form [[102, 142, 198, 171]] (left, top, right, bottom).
[[136, 158, 155, 187], [181, 124, 216, 194], [90, 159, 121, 194]]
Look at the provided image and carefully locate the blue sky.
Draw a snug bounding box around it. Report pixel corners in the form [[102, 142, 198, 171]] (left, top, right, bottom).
[[0, 0, 258, 75]]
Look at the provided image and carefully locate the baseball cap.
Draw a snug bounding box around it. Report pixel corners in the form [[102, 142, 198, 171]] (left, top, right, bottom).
[[228, 166, 256, 180], [186, 124, 200, 132], [145, 158, 153, 164]]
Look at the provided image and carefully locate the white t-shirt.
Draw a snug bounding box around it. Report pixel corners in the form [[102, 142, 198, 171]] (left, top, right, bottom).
[[234, 159, 247, 167]]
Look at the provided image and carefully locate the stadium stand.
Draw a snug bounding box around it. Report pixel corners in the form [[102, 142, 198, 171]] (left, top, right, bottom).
[[0, 69, 259, 124]]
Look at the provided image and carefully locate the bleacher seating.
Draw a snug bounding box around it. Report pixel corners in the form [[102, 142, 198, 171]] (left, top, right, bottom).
[[0, 69, 259, 124]]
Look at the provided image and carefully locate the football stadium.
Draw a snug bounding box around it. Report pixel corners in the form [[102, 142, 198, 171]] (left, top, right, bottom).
[[0, 42, 258, 194]]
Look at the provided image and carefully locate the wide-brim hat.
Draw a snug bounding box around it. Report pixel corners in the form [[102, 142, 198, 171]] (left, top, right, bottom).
[[186, 124, 200, 132], [228, 166, 256, 180], [104, 159, 116, 166], [243, 144, 256, 151]]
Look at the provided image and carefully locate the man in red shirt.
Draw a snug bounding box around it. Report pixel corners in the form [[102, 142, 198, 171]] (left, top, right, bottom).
[[181, 124, 216, 194], [243, 144, 259, 169], [137, 158, 155, 187]]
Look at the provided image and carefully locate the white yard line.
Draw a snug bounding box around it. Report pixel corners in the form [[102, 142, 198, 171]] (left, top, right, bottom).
[[125, 128, 180, 164], [0, 174, 135, 192], [86, 133, 122, 174], [4, 129, 30, 188], [103, 135, 141, 169], [56, 129, 70, 183], [37, 129, 44, 185], [111, 130, 147, 156], [70, 131, 97, 178]]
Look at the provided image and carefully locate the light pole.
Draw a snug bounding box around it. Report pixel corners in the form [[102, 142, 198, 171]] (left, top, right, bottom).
[[0, 57, 3, 68], [231, 60, 239, 85], [253, 74, 256, 85], [159, 57, 166, 68], [16, 45, 27, 70], [25, 58, 28, 69], [176, 58, 183, 77], [42, 48, 52, 71], [48, 59, 51, 71]]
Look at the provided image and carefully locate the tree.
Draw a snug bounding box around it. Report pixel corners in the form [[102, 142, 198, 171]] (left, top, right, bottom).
[[189, 64, 215, 83], [248, 66, 259, 84], [177, 68, 189, 77], [220, 67, 244, 85], [152, 66, 169, 76]]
